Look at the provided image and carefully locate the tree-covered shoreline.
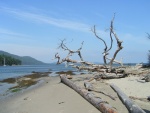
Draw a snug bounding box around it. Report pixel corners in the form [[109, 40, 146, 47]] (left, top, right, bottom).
[[0, 54, 21, 66]]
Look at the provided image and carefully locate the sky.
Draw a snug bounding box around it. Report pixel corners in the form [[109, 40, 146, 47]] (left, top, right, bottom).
[[0, 0, 150, 63]]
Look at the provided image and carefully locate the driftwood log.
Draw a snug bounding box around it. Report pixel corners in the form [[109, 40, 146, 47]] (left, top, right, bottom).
[[60, 75, 118, 113], [110, 84, 146, 113], [92, 73, 127, 81]]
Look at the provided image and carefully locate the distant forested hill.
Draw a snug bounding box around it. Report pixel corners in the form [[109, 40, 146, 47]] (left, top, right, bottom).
[[0, 50, 46, 65]]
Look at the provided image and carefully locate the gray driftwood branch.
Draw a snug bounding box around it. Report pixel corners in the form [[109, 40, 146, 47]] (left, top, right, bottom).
[[109, 14, 123, 69], [91, 14, 123, 70], [110, 84, 145, 113], [60, 75, 118, 113]]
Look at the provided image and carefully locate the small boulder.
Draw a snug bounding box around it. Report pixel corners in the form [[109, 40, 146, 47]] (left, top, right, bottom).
[[145, 75, 150, 82], [147, 96, 150, 101]]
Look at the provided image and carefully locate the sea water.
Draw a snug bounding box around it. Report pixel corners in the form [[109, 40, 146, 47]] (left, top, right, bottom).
[[0, 63, 76, 98], [0, 63, 75, 80], [0, 63, 137, 99]]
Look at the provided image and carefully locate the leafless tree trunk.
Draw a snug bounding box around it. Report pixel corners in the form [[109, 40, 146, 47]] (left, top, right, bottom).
[[54, 14, 123, 73], [91, 14, 123, 70]]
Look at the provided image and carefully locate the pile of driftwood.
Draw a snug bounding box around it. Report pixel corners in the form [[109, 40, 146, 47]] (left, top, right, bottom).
[[54, 14, 150, 113], [54, 14, 123, 73], [60, 74, 147, 113]]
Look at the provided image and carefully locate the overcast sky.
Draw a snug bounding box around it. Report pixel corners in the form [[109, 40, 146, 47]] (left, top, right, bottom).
[[0, 0, 150, 63]]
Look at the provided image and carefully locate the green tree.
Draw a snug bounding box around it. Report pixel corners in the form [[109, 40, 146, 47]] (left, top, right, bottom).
[[0, 54, 21, 66], [148, 51, 150, 65]]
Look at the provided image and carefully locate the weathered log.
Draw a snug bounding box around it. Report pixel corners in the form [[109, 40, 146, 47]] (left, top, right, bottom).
[[60, 75, 118, 113], [110, 84, 146, 113], [84, 82, 116, 100], [101, 74, 127, 79], [94, 73, 127, 80]]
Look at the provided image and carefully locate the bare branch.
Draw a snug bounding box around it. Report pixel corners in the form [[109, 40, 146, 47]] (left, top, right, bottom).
[[55, 14, 124, 73], [91, 25, 108, 52], [146, 32, 150, 39], [59, 39, 84, 61], [55, 53, 61, 64], [109, 14, 123, 69], [91, 25, 108, 64]]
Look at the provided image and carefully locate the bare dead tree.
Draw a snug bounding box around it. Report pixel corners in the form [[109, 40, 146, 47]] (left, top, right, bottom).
[[55, 39, 84, 65], [91, 14, 123, 70], [55, 14, 124, 73], [54, 39, 108, 72]]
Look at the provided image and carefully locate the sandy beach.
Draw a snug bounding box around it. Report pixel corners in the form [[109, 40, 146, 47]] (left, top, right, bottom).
[[0, 76, 100, 113], [0, 74, 150, 113]]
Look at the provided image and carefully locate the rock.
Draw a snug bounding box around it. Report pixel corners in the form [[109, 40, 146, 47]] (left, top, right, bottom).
[[147, 96, 150, 101], [84, 82, 94, 91], [145, 75, 150, 82]]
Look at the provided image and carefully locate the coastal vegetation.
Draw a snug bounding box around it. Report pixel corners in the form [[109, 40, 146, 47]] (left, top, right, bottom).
[[0, 54, 21, 66], [148, 50, 150, 66], [0, 50, 46, 65], [147, 33, 150, 66]]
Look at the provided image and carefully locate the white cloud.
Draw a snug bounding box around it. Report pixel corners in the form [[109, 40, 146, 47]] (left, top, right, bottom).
[[0, 6, 90, 32], [0, 28, 33, 41]]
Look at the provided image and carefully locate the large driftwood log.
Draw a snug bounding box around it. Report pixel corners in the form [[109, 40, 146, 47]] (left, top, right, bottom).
[[93, 73, 127, 80], [60, 75, 118, 113], [110, 84, 146, 113]]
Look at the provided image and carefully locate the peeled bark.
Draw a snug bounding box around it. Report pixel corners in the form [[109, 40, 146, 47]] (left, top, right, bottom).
[[110, 84, 146, 113]]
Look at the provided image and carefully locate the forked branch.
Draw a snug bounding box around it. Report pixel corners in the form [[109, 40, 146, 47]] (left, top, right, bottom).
[[55, 39, 84, 64], [92, 14, 123, 70], [109, 14, 123, 68], [91, 25, 108, 64]]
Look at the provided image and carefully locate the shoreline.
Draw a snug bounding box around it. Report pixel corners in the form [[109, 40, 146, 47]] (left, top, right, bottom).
[[0, 69, 86, 99], [0, 71, 52, 99], [0, 73, 150, 113], [0, 75, 100, 113]]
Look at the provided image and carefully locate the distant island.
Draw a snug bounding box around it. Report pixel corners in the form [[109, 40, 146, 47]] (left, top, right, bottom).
[[0, 50, 46, 65]]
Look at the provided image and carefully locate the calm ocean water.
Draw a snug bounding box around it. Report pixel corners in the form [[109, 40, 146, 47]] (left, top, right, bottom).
[[0, 63, 76, 98], [0, 63, 137, 98], [0, 63, 75, 80], [0, 63, 137, 80]]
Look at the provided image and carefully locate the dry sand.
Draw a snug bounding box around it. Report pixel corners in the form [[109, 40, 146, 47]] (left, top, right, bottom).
[[0, 76, 100, 113], [0, 74, 150, 113], [106, 76, 150, 112]]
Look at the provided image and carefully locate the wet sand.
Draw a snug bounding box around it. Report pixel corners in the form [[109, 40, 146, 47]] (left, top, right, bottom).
[[0, 76, 100, 113]]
